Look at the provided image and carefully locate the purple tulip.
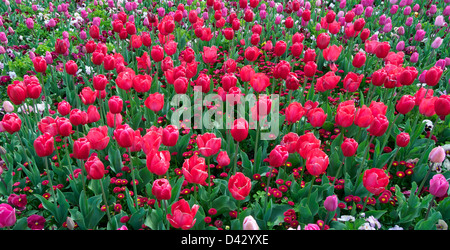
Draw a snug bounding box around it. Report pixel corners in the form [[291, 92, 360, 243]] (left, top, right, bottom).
[[435, 15, 445, 26], [410, 52, 419, 63], [396, 41, 405, 51], [414, 29, 425, 41]]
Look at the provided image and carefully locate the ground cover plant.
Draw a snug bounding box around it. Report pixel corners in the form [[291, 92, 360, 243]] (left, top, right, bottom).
[[0, 0, 450, 231]]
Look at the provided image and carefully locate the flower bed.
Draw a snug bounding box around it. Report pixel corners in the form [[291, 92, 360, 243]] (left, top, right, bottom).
[[0, 0, 449, 231]]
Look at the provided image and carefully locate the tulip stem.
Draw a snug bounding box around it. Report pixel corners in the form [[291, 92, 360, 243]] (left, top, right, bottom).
[[417, 162, 434, 196], [44, 156, 57, 202], [99, 178, 111, 222], [380, 113, 399, 152], [307, 176, 316, 204], [385, 147, 400, 175], [332, 157, 345, 187], [264, 166, 273, 212], [425, 196, 436, 220], [128, 149, 139, 208], [354, 135, 374, 182], [234, 141, 239, 176], [361, 194, 372, 212]]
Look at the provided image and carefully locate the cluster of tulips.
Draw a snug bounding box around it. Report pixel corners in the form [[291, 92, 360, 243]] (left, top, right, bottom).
[[0, 0, 449, 231]]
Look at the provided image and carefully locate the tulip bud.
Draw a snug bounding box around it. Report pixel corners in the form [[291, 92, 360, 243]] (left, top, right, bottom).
[[429, 146, 446, 163], [324, 195, 338, 211], [429, 174, 449, 198]]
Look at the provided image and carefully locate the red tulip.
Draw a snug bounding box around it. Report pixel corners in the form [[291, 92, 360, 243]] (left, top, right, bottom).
[[316, 33, 330, 50], [32, 56, 47, 73], [304, 61, 317, 77], [174, 77, 189, 94], [1, 113, 21, 134], [188, 10, 198, 23], [285, 16, 294, 29], [251, 95, 272, 121], [352, 51, 366, 68], [290, 42, 304, 57], [216, 151, 230, 167], [435, 95, 450, 117], [152, 178, 172, 200], [7, 81, 27, 105], [145, 92, 164, 112], [296, 132, 321, 159], [106, 112, 122, 128], [414, 87, 434, 106], [316, 71, 341, 91], [91, 51, 105, 65], [162, 125, 179, 147], [302, 9, 311, 22], [285, 102, 305, 124], [146, 149, 171, 176], [371, 69, 387, 86], [166, 199, 199, 230], [341, 138, 358, 157], [55, 117, 72, 137], [369, 101, 387, 117], [150, 45, 164, 62], [363, 168, 389, 195], [375, 42, 390, 59], [396, 95, 415, 115], [55, 39, 68, 55], [89, 25, 99, 39], [85, 40, 97, 53], [132, 74, 152, 93], [419, 97, 437, 117], [239, 65, 255, 82], [182, 154, 208, 185], [397, 67, 418, 86], [280, 132, 300, 154], [249, 73, 271, 92], [396, 132, 410, 147], [303, 48, 316, 62], [360, 28, 370, 41], [142, 127, 163, 155], [202, 46, 218, 64], [305, 148, 329, 176], [343, 72, 363, 92], [244, 46, 260, 62], [65, 60, 78, 75], [114, 124, 135, 148], [38, 116, 57, 137], [323, 45, 343, 62], [269, 145, 289, 168], [34, 132, 54, 157], [230, 118, 249, 142], [274, 41, 287, 57], [108, 95, 123, 114], [69, 109, 88, 126], [367, 114, 389, 137], [93, 74, 108, 91], [354, 18, 366, 31], [125, 21, 136, 35], [86, 126, 110, 151], [307, 107, 327, 127], [196, 133, 222, 157], [425, 67, 443, 86], [228, 172, 252, 200], [273, 60, 291, 80], [26, 81, 41, 100], [115, 68, 135, 91], [73, 137, 91, 160], [354, 105, 374, 128], [285, 72, 300, 90], [80, 87, 97, 105], [57, 101, 71, 116], [84, 154, 105, 180], [335, 100, 355, 127]]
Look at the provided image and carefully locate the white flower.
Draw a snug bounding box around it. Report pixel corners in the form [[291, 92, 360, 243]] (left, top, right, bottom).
[[7, 71, 16, 79], [337, 215, 355, 222], [366, 216, 382, 229], [388, 225, 404, 230], [358, 222, 376, 230]]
